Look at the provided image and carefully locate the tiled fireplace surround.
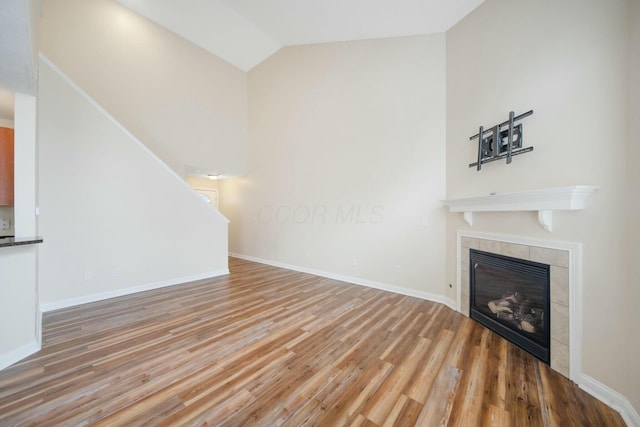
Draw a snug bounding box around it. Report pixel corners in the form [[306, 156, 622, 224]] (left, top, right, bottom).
[[457, 232, 579, 379]]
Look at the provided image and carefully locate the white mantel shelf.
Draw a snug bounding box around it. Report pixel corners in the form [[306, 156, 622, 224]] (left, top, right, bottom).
[[442, 186, 599, 232]]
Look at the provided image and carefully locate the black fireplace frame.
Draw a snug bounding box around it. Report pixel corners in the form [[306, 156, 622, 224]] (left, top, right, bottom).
[[469, 249, 551, 364]]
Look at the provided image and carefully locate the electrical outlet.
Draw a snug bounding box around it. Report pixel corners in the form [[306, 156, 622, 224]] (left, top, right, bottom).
[[112, 267, 120, 277], [84, 271, 92, 280], [0, 218, 10, 231]]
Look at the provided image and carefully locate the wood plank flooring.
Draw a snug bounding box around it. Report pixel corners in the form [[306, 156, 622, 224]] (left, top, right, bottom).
[[0, 257, 626, 426]]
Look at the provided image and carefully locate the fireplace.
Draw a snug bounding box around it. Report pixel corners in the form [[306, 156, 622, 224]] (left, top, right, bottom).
[[470, 249, 551, 364]]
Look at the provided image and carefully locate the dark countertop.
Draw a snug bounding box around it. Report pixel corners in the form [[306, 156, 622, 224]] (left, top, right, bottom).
[[0, 236, 43, 248]]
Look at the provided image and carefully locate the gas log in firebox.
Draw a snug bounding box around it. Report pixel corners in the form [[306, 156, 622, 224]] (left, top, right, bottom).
[[469, 249, 551, 364]]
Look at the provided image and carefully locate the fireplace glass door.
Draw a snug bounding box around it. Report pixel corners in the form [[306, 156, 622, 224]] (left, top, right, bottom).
[[470, 249, 550, 364]]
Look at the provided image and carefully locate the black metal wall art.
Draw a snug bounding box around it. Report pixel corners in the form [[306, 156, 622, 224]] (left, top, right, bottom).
[[469, 110, 534, 170]]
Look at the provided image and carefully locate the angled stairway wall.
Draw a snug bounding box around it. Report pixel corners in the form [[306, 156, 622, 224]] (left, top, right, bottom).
[[39, 0, 247, 177], [38, 56, 229, 310]]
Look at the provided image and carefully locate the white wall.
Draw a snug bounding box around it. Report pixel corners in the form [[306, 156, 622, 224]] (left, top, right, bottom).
[[38, 58, 229, 308], [624, 0, 640, 415], [39, 0, 247, 177], [13, 95, 37, 237], [222, 34, 447, 299], [0, 0, 39, 367], [0, 245, 38, 366], [0, 93, 38, 368], [446, 0, 635, 416]]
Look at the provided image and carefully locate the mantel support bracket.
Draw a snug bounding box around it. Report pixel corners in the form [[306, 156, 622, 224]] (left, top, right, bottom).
[[538, 210, 553, 232], [463, 212, 473, 227]]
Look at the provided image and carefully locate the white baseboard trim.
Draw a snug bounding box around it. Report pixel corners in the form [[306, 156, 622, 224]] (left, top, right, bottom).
[[230, 253, 453, 308], [40, 270, 229, 313], [580, 374, 640, 427], [0, 340, 41, 371]]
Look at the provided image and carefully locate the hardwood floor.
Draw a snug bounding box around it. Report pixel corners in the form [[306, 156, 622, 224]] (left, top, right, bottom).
[[0, 257, 626, 426]]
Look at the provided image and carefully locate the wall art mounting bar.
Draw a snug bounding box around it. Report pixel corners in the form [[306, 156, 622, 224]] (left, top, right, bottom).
[[469, 110, 534, 170]]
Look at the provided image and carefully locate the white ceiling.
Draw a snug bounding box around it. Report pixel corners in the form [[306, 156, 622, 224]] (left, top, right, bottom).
[[0, 0, 484, 112], [116, 0, 484, 71]]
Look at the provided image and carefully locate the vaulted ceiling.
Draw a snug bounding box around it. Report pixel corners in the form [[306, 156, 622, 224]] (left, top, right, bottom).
[[0, 0, 485, 119], [115, 0, 485, 71]]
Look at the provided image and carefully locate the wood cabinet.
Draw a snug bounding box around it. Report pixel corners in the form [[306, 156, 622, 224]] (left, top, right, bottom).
[[0, 127, 14, 206]]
